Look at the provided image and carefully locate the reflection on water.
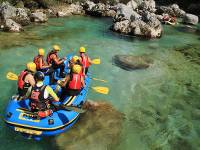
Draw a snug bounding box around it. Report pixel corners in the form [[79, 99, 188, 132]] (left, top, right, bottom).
[[55, 101, 124, 150]]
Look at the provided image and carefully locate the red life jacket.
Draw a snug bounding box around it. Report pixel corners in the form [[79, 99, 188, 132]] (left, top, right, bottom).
[[46, 51, 58, 65], [68, 74, 82, 90], [33, 55, 45, 70], [38, 110, 52, 118], [80, 53, 90, 68], [18, 70, 28, 89]]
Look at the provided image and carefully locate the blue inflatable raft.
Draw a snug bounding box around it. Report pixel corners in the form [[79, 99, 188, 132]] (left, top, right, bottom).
[[4, 54, 90, 140]]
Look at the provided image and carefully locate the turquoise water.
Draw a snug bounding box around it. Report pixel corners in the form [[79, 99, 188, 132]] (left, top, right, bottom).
[[0, 16, 200, 150]]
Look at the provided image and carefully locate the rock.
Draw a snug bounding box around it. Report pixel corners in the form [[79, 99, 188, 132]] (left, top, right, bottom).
[[182, 13, 199, 25], [3, 19, 23, 32], [24, 0, 39, 9], [113, 20, 131, 34], [55, 101, 124, 150], [0, 2, 17, 20], [127, 0, 138, 10], [82, 0, 96, 12], [103, 9, 116, 17], [0, 2, 30, 25], [30, 11, 48, 23], [113, 55, 153, 70], [70, 3, 84, 15], [156, 4, 185, 17], [113, 9, 162, 38], [138, 0, 156, 12], [15, 8, 30, 25], [114, 3, 135, 22], [57, 11, 72, 17]]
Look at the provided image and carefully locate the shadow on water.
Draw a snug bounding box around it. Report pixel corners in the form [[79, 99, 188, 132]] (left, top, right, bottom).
[[54, 100, 125, 150]]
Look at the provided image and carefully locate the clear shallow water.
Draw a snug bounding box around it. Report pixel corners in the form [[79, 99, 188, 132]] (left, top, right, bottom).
[[0, 16, 200, 150]]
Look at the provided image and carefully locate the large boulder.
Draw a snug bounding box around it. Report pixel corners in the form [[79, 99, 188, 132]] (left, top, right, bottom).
[[0, 2, 30, 25], [114, 3, 135, 21], [113, 55, 153, 70], [182, 13, 199, 25], [112, 9, 162, 38], [113, 20, 131, 34], [156, 4, 185, 17], [30, 11, 48, 23], [3, 19, 23, 32]]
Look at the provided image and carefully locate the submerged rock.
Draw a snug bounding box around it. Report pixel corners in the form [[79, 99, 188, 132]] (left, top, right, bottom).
[[55, 100, 124, 150], [113, 55, 153, 70], [182, 13, 199, 25]]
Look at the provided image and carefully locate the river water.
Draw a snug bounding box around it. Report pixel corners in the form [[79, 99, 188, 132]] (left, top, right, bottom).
[[0, 16, 200, 150]]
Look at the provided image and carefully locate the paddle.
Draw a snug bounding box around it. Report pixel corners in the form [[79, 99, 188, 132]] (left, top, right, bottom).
[[91, 77, 107, 83], [52, 103, 86, 113], [7, 72, 18, 80], [92, 58, 100, 64], [91, 86, 109, 95], [6, 72, 109, 94]]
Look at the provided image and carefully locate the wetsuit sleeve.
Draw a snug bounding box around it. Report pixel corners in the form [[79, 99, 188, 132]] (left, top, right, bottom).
[[46, 85, 59, 101]]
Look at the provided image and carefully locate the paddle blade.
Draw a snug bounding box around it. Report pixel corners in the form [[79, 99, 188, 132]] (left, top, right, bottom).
[[92, 86, 109, 94], [7, 72, 18, 80], [92, 78, 108, 83], [92, 58, 100, 64]]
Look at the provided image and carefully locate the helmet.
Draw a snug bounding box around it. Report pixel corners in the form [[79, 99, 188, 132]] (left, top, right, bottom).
[[26, 62, 36, 73], [79, 47, 86, 53], [72, 55, 80, 63], [34, 71, 45, 81], [53, 45, 60, 51], [38, 48, 45, 56], [72, 65, 81, 74]]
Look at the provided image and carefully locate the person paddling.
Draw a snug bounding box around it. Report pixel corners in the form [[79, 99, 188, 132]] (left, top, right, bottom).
[[34, 48, 54, 84], [79, 47, 93, 75], [59, 65, 85, 99], [17, 62, 36, 100], [26, 71, 60, 118], [46, 45, 66, 78]]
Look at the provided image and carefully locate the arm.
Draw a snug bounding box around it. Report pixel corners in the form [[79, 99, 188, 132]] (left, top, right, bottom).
[[81, 76, 85, 88], [61, 75, 70, 87], [52, 54, 65, 65], [46, 86, 59, 102], [39, 58, 50, 69], [88, 57, 93, 65], [26, 74, 35, 86]]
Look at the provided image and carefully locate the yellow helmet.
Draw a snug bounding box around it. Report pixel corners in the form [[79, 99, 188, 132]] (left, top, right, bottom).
[[72, 55, 80, 63], [72, 65, 81, 74], [79, 47, 86, 53], [38, 48, 45, 56], [53, 45, 60, 51], [26, 62, 36, 72]]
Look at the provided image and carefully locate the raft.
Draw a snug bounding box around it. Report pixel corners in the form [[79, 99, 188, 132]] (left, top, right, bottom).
[[4, 54, 90, 140]]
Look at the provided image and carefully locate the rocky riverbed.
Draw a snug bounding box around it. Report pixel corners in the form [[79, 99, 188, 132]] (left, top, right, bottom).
[[0, 0, 199, 38]]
